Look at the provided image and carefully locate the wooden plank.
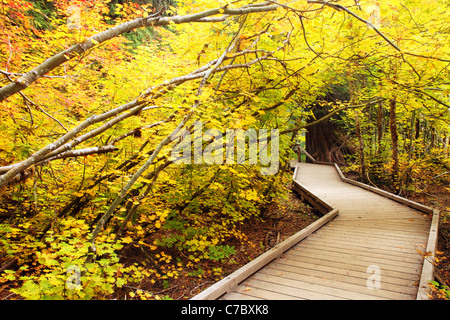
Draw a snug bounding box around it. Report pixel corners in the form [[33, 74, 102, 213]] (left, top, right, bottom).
[[298, 238, 423, 262], [332, 210, 426, 217], [417, 208, 440, 300], [332, 207, 425, 213], [317, 225, 428, 242], [303, 234, 424, 256], [303, 232, 425, 252], [273, 258, 419, 287], [190, 208, 338, 300], [308, 230, 427, 248], [339, 215, 428, 223], [267, 261, 418, 294], [282, 252, 421, 280], [325, 220, 429, 233], [248, 271, 390, 300], [292, 180, 333, 214], [233, 285, 303, 300], [258, 266, 414, 299], [304, 235, 424, 256], [241, 278, 348, 300], [292, 163, 299, 180], [326, 223, 430, 236], [298, 240, 423, 264], [332, 219, 430, 229], [220, 291, 263, 300], [289, 246, 423, 270], [287, 247, 423, 273], [297, 146, 316, 163], [307, 233, 425, 251], [330, 207, 425, 213]]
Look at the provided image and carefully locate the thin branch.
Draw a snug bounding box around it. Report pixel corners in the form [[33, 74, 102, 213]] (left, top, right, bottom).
[[414, 88, 450, 109], [298, 15, 320, 57], [0, 48, 280, 187], [307, 0, 401, 52], [259, 87, 297, 112], [403, 52, 450, 63], [22, 96, 34, 126], [5, 35, 12, 72], [87, 27, 269, 259], [45, 145, 119, 161], [214, 14, 250, 91], [1, 71, 69, 132], [0, 146, 118, 174], [0, 3, 279, 102], [108, 111, 177, 145], [279, 98, 385, 135], [0, 70, 72, 80]]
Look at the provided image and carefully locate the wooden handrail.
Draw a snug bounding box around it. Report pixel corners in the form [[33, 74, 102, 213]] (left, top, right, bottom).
[[190, 208, 338, 300], [191, 162, 339, 300], [192, 146, 439, 300], [296, 145, 316, 163], [294, 146, 440, 300]]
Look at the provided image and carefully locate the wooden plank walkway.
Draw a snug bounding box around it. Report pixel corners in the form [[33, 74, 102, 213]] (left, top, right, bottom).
[[192, 161, 439, 300]]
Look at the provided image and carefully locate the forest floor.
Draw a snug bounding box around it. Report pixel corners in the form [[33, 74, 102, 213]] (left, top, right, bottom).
[[0, 182, 319, 301], [411, 185, 450, 300], [113, 176, 450, 300], [112, 184, 320, 300], [2, 173, 447, 300]]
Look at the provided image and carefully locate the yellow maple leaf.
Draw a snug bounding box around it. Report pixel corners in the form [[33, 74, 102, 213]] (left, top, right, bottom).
[[122, 236, 133, 244]]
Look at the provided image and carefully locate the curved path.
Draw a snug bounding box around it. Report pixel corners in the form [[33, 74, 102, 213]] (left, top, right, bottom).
[[192, 161, 439, 300]]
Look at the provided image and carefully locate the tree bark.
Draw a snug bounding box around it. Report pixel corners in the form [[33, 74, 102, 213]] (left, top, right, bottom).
[[355, 112, 368, 183], [0, 34, 285, 188], [389, 99, 399, 186], [377, 101, 384, 154], [0, 3, 279, 102], [305, 87, 354, 164]]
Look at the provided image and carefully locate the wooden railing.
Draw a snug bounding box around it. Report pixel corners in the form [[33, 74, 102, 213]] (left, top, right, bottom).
[[294, 145, 440, 300], [191, 163, 339, 300]]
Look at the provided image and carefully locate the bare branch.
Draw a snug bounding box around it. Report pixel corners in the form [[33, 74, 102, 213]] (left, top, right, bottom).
[[0, 49, 280, 187], [86, 26, 290, 255], [307, 0, 401, 52], [279, 98, 385, 135], [1, 71, 69, 132], [0, 146, 118, 174], [45, 145, 119, 161], [0, 3, 279, 102], [108, 111, 177, 145]]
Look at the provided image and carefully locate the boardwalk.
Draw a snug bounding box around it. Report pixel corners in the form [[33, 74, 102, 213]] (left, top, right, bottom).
[[192, 162, 439, 300]]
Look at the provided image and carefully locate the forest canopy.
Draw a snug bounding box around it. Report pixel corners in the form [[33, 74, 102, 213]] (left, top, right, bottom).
[[0, 0, 449, 299]]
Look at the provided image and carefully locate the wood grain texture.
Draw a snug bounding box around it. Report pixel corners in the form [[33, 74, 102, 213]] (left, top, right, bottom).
[[192, 162, 438, 300]]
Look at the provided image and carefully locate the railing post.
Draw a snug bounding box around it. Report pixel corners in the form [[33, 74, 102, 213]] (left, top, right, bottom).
[[296, 145, 302, 162], [297, 145, 316, 163]]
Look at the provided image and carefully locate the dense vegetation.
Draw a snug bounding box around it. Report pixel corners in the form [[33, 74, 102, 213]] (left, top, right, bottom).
[[0, 0, 449, 299]]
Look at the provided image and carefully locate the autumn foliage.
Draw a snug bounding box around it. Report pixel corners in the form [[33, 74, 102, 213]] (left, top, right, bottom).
[[0, 0, 449, 299]]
